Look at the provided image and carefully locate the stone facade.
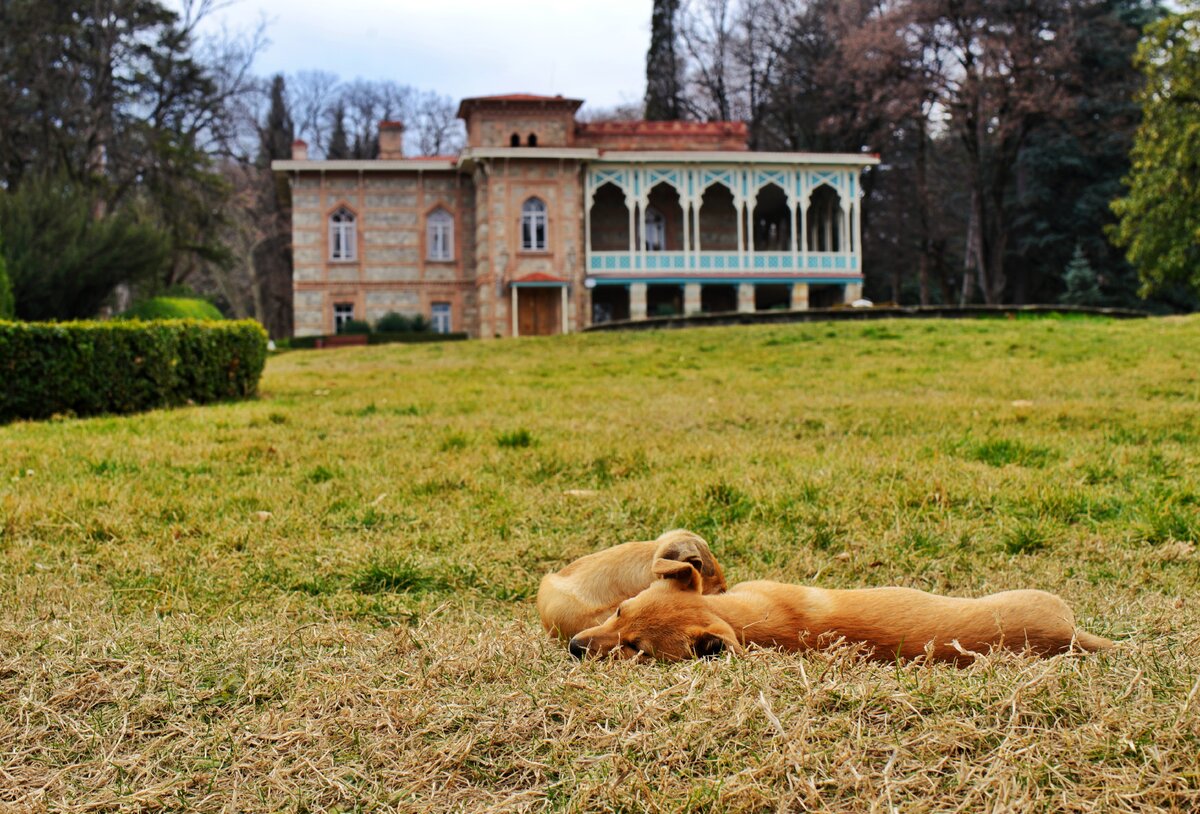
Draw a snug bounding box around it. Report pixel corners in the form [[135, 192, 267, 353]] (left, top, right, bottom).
[[273, 94, 878, 339]]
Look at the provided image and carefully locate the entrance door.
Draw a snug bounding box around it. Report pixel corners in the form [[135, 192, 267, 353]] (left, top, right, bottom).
[[517, 288, 561, 336]]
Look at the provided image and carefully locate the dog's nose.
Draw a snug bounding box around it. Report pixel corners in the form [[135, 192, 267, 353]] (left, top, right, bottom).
[[568, 638, 587, 659]]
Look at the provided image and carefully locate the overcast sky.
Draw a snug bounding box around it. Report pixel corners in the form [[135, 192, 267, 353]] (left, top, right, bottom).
[[194, 0, 653, 112]]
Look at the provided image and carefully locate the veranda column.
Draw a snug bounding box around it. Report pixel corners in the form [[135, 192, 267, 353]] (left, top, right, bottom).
[[684, 283, 702, 316], [561, 286, 569, 334], [791, 283, 809, 311], [511, 287, 519, 337], [630, 283, 648, 320], [844, 282, 863, 304], [737, 283, 755, 313]]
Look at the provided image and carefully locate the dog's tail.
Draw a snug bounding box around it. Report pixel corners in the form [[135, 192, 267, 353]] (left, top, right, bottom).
[[1074, 629, 1115, 652]]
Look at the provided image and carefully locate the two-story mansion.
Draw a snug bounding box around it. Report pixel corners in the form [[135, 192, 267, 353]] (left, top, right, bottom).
[[272, 94, 878, 338]]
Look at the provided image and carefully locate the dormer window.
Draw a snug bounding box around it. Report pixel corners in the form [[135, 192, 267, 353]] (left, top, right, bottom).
[[427, 208, 454, 261], [329, 206, 356, 261], [510, 133, 520, 147], [527, 133, 538, 147], [521, 197, 547, 251]]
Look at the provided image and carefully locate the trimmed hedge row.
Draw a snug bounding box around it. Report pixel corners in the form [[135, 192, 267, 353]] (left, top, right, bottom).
[[1, 319, 268, 422]]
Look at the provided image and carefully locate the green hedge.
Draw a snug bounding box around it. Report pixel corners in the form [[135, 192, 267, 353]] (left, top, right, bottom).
[[283, 331, 469, 350], [0, 319, 268, 422], [120, 296, 224, 321]]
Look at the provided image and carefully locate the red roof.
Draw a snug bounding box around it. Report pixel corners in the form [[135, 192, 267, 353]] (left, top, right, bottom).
[[512, 272, 569, 285], [577, 120, 748, 136], [458, 94, 584, 118]]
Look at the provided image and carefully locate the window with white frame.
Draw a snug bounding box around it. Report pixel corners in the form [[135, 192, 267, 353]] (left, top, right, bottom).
[[334, 302, 355, 333], [427, 209, 454, 261], [645, 206, 666, 251], [329, 206, 356, 261], [431, 302, 452, 334], [521, 197, 547, 251]]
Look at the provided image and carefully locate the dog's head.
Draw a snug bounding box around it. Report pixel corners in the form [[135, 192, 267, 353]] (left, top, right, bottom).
[[569, 557, 740, 662], [651, 529, 727, 596]]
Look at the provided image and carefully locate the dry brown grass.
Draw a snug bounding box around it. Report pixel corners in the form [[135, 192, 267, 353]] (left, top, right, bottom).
[[2, 316, 1199, 811]]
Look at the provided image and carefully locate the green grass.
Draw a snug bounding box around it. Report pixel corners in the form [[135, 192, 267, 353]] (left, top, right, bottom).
[[2, 315, 1200, 811]]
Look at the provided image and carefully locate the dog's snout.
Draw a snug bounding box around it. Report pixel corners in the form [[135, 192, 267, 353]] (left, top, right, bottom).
[[568, 637, 587, 659]]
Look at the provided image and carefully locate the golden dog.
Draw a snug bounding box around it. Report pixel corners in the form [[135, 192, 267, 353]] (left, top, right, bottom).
[[569, 558, 1113, 663], [537, 530, 727, 640]]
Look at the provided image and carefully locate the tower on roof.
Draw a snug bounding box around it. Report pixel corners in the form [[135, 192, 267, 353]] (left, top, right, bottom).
[[457, 94, 584, 149]]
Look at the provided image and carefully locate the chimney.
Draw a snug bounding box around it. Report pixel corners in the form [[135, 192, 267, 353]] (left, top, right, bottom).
[[379, 121, 404, 159], [291, 139, 308, 160]]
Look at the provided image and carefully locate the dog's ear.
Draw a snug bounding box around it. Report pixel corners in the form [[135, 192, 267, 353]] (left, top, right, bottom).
[[651, 557, 703, 592], [692, 632, 729, 659], [653, 530, 718, 577]]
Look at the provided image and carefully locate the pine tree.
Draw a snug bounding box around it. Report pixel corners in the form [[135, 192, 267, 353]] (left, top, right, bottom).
[[327, 104, 350, 159], [644, 0, 683, 120], [1061, 244, 1104, 305], [253, 74, 295, 337]]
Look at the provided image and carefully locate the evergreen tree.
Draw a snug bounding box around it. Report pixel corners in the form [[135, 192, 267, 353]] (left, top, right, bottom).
[[257, 75, 295, 169], [1060, 244, 1104, 305], [0, 247, 13, 319], [1111, 3, 1200, 300], [0, 174, 169, 320], [253, 74, 295, 337], [327, 104, 350, 159], [644, 0, 683, 120]]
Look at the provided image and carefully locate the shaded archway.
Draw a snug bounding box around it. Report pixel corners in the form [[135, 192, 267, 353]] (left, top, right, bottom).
[[698, 183, 737, 251], [755, 284, 791, 311], [753, 184, 791, 251], [591, 285, 630, 324], [701, 285, 738, 313], [647, 284, 683, 317], [806, 185, 843, 252], [589, 183, 630, 251]]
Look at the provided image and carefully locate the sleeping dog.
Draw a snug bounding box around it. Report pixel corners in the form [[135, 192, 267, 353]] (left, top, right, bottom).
[[569, 557, 1113, 663], [537, 529, 727, 640]]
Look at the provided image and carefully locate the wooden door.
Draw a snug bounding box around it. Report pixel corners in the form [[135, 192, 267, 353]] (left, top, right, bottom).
[[517, 288, 561, 336]]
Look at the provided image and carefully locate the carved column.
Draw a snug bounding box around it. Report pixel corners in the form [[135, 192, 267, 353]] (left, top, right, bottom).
[[684, 283, 702, 316], [630, 283, 648, 320]]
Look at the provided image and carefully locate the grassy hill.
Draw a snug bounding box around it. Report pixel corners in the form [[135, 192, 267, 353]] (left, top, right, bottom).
[[2, 316, 1198, 811]]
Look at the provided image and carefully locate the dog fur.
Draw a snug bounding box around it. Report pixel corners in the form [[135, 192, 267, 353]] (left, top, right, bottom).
[[537, 530, 727, 640], [569, 557, 1113, 663]]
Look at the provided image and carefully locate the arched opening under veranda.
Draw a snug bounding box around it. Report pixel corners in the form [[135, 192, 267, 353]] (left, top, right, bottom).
[[701, 285, 738, 313], [647, 285, 683, 317], [699, 183, 738, 251], [753, 183, 791, 251], [589, 183, 630, 251], [591, 285, 630, 324]]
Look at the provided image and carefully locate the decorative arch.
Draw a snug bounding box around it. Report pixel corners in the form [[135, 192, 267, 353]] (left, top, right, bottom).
[[521, 197, 547, 251], [327, 204, 357, 261], [589, 182, 630, 252], [806, 185, 844, 253], [510, 133, 520, 147]]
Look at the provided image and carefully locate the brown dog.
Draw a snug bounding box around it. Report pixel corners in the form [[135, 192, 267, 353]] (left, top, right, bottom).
[[569, 558, 1113, 663], [537, 530, 727, 640]]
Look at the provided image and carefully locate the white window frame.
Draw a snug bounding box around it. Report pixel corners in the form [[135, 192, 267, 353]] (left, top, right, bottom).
[[426, 209, 454, 261], [521, 197, 547, 252], [431, 302, 452, 334], [645, 206, 666, 251], [334, 302, 355, 333], [329, 206, 357, 261]]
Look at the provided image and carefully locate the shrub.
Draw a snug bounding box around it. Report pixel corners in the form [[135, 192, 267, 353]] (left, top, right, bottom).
[[340, 319, 372, 335], [120, 296, 223, 321], [375, 312, 413, 333], [0, 319, 267, 423]]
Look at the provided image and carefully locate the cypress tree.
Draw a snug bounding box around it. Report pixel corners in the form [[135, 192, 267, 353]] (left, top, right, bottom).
[[644, 0, 683, 120], [327, 104, 350, 159], [258, 75, 294, 167]]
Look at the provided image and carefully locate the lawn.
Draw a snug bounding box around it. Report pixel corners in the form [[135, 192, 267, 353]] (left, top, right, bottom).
[[2, 315, 1199, 812]]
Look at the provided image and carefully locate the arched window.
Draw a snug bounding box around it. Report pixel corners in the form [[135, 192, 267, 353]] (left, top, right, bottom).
[[329, 206, 356, 261], [527, 133, 538, 147], [521, 197, 547, 251], [510, 133, 520, 147], [426, 208, 454, 261], [644, 206, 666, 251]]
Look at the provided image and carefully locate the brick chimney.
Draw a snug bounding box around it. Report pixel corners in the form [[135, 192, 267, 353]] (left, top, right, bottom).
[[291, 139, 308, 160], [379, 121, 404, 159]]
